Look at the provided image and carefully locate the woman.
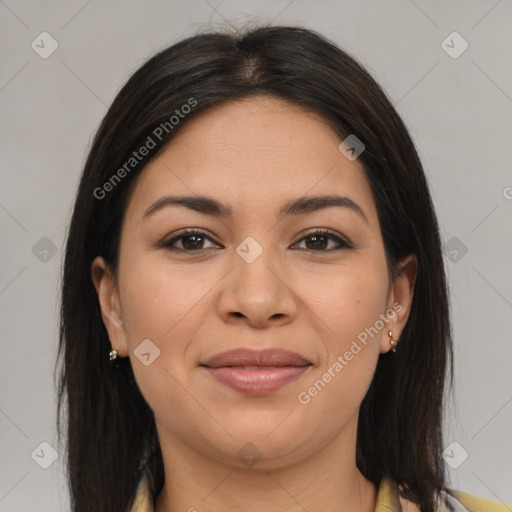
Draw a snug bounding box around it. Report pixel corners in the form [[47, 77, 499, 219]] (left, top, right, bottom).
[[55, 24, 510, 512]]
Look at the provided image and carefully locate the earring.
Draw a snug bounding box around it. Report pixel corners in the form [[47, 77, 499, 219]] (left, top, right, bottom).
[[109, 346, 119, 361], [388, 331, 399, 353]]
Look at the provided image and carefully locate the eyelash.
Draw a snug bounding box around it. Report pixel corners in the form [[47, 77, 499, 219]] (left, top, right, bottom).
[[160, 228, 352, 254]]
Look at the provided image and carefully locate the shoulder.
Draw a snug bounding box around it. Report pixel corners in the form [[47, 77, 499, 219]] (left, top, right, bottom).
[[386, 474, 511, 512], [447, 489, 512, 512], [399, 489, 511, 512]]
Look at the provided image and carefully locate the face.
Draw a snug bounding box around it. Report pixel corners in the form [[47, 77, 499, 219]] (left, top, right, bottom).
[[92, 96, 416, 470]]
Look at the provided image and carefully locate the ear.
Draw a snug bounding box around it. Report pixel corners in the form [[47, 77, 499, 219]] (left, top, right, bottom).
[[379, 253, 418, 354], [91, 256, 129, 358]]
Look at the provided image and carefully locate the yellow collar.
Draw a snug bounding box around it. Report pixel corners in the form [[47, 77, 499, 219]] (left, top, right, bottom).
[[375, 475, 402, 511], [130, 472, 511, 511], [131, 474, 401, 512]]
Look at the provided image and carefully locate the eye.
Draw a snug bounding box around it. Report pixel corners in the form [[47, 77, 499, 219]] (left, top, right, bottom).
[[160, 229, 221, 252], [159, 228, 352, 254], [292, 229, 352, 252]]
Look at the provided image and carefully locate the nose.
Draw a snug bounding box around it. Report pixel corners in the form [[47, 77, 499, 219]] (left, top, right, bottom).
[[216, 243, 299, 329]]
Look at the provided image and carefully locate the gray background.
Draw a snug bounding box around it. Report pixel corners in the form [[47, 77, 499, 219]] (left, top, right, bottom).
[[1, 1, 511, 510]]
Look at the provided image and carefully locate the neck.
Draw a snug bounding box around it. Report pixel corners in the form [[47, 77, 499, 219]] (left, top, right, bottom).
[[153, 421, 377, 512]]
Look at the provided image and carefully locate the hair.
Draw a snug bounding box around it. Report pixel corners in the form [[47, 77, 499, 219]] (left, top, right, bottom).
[[55, 22, 454, 512]]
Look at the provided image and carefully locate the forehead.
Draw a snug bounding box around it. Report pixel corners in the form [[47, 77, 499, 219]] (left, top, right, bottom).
[[123, 96, 378, 226]]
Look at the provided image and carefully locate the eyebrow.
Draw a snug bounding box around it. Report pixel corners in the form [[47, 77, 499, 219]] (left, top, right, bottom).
[[142, 194, 369, 224]]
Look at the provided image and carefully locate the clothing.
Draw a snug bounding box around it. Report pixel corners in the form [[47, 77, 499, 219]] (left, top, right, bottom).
[[130, 473, 511, 512]]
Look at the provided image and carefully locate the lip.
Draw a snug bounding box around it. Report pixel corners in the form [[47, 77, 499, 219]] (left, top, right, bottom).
[[200, 348, 312, 396], [200, 348, 311, 368]]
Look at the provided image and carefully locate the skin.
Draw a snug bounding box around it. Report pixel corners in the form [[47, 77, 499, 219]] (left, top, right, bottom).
[[92, 96, 418, 512]]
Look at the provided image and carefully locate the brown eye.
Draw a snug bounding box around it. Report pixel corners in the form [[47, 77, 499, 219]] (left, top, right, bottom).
[[292, 229, 352, 252], [160, 228, 352, 254], [161, 229, 221, 252]]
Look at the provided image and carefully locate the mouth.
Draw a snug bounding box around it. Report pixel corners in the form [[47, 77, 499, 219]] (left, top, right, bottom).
[[199, 348, 312, 396]]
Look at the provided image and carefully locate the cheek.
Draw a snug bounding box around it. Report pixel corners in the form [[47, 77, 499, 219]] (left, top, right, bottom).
[[119, 255, 219, 402], [121, 255, 213, 343], [295, 257, 388, 407], [119, 257, 211, 418], [299, 256, 389, 345]]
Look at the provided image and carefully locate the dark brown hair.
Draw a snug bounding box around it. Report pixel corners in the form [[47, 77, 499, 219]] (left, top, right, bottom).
[[56, 23, 454, 512]]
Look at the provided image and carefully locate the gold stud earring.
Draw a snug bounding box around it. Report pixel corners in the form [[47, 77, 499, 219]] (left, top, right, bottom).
[[109, 346, 119, 361], [388, 331, 399, 353]]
